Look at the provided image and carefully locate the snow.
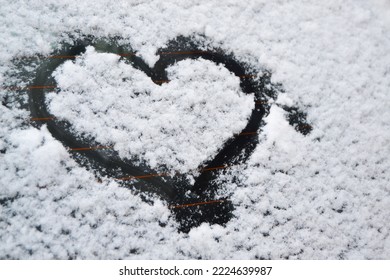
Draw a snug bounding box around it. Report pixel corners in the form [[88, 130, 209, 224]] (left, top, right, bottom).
[[1, 0, 390, 259], [46, 47, 253, 173]]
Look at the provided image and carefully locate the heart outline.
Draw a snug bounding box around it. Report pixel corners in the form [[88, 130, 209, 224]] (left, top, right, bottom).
[[29, 36, 273, 232]]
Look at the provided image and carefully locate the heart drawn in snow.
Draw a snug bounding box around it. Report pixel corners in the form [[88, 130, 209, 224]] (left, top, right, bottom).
[[29, 36, 271, 232]]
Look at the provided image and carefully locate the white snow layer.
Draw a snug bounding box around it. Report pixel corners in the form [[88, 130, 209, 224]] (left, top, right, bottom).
[[46, 47, 253, 173], [1, 0, 390, 259]]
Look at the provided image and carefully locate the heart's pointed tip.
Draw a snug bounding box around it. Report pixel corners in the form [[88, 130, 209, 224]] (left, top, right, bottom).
[[136, 48, 161, 68]]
